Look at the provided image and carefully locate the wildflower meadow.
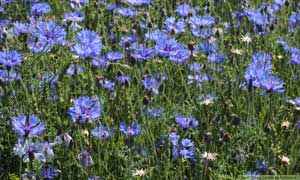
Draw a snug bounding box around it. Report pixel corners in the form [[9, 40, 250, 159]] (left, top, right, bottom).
[[0, 0, 300, 179]]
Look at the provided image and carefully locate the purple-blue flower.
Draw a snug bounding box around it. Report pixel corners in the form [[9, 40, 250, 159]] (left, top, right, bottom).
[[163, 17, 185, 34], [0, 50, 22, 67], [131, 46, 155, 61], [30, 2, 51, 16], [12, 114, 46, 137], [176, 3, 195, 17], [42, 165, 59, 179], [78, 150, 94, 168], [116, 7, 137, 17], [259, 75, 285, 95], [105, 51, 124, 62], [142, 75, 159, 94], [101, 79, 115, 89], [68, 96, 102, 123], [175, 115, 199, 129], [29, 21, 66, 53], [73, 30, 102, 58], [92, 125, 114, 140], [0, 69, 20, 82], [119, 122, 142, 137]]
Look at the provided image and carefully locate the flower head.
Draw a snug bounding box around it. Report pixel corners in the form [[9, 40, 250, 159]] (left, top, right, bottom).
[[119, 122, 142, 137], [30, 2, 51, 16], [68, 96, 102, 123], [0, 50, 22, 67], [12, 115, 45, 137], [73, 30, 102, 58]]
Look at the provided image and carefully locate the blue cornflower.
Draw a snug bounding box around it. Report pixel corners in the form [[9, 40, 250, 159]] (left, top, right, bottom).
[[175, 115, 199, 129], [0, 69, 20, 82], [119, 34, 139, 50], [66, 64, 84, 76], [246, 171, 261, 180], [155, 38, 182, 57], [168, 48, 190, 63], [13, 140, 54, 162], [199, 42, 218, 55], [102, 79, 115, 89], [144, 108, 162, 118], [188, 62, 204, 73], [296, 120, 300, 129], [180, 138, 195, 160], [64, 11, 84, 23], [106, 3, 117, 11], [131, 46, 155, 61], [12, 114, 46, 137], [73, 30, 102, 58], [123, 0, 153, 6], [259, 75, 285, 95], [29, 21, 66, 53], [30, 2, 51, 16], [163, 17, 185, 34], [42, 165, 59, 179], [256, 159, 267, 172], [38, 72, 59, 89], [68, 96, 102, 123], [0, 50, 22, 67], [288, 12, 300, 33], [142, 75, 159, 95], [92, 56, 110, 68], [119, 122, 142, 137], [289, 48, 300, 65], [92, 125, 114, 140], [105, 51, 124, 62], [13, 22, 29, 36], [244, 52, 272, 88], [189, 15, 215, 27], [187, 74, 210, 85], [144, 29, 169, 42], [169, 132, 196, 161], [116, 7, 137, 17], [78, 150, 94, 168], [207, 52, 225, 64], [176, 3, 195, 17], [64, 11, 84, 30], [116, 73, 131, 84]]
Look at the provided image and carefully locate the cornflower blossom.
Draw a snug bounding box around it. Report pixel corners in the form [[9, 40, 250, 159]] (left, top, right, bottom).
[[123, 0, 153, 6], [68, 96, 102, 123], [0, 50, 22, 67], [0, 69, 20, 82], [73, 30, 102, 58], [30, 2, 51, 16], [91, 125, 114, 140], [142, 75, 159, 95], [169, 132, 196, 161], [244, 52, 272, 88], [12, 114, 45, 137], [105, 51, 124, 62], [131, 46, 156, 61], [175, 115, 199, 129], [116, 7, 137, 17], [119, 122, 142, 137], [163, 17, 185, 34], [176, 3, 195, 17], [66, 64, 84, 76], [259, 75, 285, 95], [42, 165, 59, 179], [189, 15, 215, 38], [78, 150, 94, 167], [13, 140, 55, 163], [29, 21, 66, 53]]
